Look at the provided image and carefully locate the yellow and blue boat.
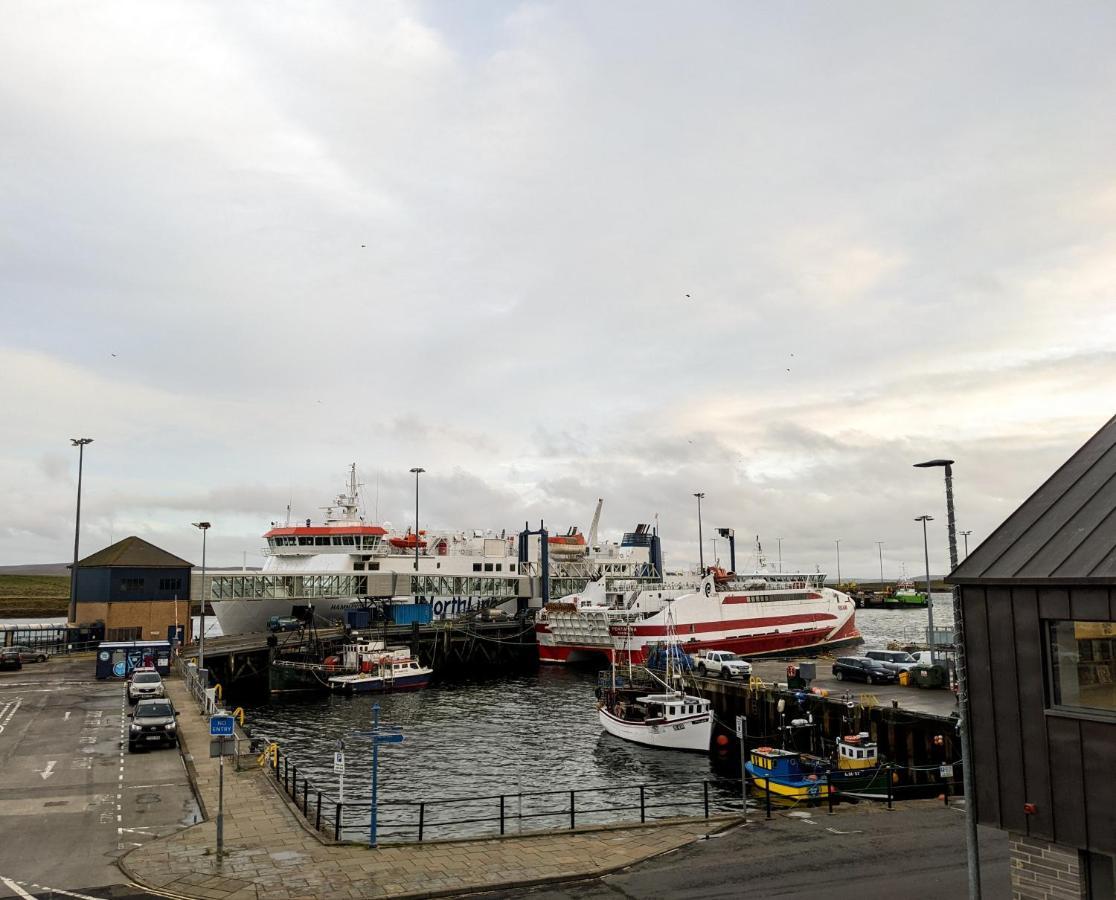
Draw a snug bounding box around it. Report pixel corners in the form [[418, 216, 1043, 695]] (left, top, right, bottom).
[[745, 747, 832, 800]]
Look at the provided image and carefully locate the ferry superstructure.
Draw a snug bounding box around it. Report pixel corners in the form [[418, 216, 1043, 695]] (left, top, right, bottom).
[[536, 571, 861, 664], [207, 468, 662, 635]]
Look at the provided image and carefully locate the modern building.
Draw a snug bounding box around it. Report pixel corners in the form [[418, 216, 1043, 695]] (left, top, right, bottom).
[[68, 536, 193, 643], [949, 414, 1116, 899]]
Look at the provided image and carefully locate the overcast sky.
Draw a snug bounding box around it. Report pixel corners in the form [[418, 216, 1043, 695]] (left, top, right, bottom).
[[3, 1, 1114, 578]]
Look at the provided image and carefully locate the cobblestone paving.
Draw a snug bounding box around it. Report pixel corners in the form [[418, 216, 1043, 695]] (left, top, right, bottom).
[[120, 679, 731, 899]]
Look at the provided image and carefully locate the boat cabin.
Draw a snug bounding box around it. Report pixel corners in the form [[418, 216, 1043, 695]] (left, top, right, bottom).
[[836, 733, 879, 771]]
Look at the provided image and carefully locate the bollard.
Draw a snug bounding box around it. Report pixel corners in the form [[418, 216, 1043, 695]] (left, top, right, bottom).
[[418, 802, 425, 843], [640, 785, 646, 824], [703, 781, 710, 818], [499, 795, 505, 836], [335, 803, 342, 841]]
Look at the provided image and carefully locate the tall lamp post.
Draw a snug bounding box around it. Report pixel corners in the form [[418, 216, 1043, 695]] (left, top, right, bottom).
[[409, 468, 425, 572], [960, 530, 972, 558], [693, 493, 705, 572], [914, 515, 935, 659], [776, 537, 782, 573], [915, 457, 980, 900], [875, 541, 885, 583], [68, 438, 93, 624], [834, 539, 841, 587], [192, 522, 211, 670]]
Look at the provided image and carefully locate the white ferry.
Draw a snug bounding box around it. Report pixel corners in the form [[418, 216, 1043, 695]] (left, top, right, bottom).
[[537, 569, 861, 664]]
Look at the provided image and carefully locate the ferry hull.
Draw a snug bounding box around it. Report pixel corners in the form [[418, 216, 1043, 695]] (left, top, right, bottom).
[[598, 706, 712, 752]]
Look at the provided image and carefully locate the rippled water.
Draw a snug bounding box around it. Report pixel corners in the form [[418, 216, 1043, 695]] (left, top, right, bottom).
[[241, 593, 956, 841]]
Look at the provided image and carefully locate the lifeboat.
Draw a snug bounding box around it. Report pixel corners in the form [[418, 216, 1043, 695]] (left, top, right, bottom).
[[389, 530, 428, 550]]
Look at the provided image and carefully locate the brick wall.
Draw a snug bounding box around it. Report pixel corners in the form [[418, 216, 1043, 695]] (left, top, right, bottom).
[[1010, 833, 1086, 899], [71, 600, 191, 642]]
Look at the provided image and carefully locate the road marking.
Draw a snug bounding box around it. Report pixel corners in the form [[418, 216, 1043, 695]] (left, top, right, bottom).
[[64, 710, 71, 720], [0, 876, 37, 899], [36, 760, 57, 780], [0, 697, 22, 734], [23, 881, 106, 900]]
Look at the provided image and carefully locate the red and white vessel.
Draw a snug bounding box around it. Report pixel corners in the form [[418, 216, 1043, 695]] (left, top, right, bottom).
[[537, 570, 861, 664]]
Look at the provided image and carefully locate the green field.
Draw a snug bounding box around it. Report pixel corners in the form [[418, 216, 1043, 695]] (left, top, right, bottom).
[[0, 575, 71, 617]]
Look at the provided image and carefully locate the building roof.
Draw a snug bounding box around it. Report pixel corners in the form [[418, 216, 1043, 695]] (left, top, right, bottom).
[[949, 414, 1116, 585], [74, 536, 194, 570]]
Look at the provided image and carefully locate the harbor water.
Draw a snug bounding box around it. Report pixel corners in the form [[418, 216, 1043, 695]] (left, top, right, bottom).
[[242, 594, 956, 841]]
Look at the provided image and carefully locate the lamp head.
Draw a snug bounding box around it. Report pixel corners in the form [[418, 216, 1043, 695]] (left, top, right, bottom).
[[409, 467, 425, 475], [70, 438, 93, 446], [914, 459, 955, 469], [914, 515, 934, 522], [693, 492, 705, 500], [192, 522, 211, 531]]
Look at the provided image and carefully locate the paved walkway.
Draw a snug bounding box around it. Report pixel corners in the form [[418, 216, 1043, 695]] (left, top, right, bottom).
[[120, 679, 734, 900]]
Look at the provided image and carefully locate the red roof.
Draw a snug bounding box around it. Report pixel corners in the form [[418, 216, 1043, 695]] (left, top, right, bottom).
[[263, 525, 388, 538]]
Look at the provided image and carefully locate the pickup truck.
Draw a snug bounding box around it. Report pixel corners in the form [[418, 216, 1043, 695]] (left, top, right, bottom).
[[691, 650, 751, 679], [267, 616, 302, 633]]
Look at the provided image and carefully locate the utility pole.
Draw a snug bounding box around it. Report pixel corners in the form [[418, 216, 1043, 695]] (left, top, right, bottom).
[[835, 539, 841, 587], [68, 438, 93, 624], [875, 541, 885, 583], [693, 493, 705, 571], [192, 522, 211, 670], [409, 468, 425, 572]]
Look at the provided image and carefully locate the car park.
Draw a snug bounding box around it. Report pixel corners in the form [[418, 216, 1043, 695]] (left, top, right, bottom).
[[128, 699, 179, 752], [0, 648, 22, 672], [864, 649, 919, 672], [9, 645, 48, 663], [127, 670, 166, 704], [832, 656, 898, 685]]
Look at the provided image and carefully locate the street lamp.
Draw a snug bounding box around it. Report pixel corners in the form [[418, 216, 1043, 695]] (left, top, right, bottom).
[[960, 530, 972, 558], [409, 468, 425, 571], [915, 456, 981, 900], [68, 438, 93, 623], [875, 541, 885, 584], [776, 537, 782, 573], [693, 493, 705, 571], [914, 515, 935, 659], [192, 522, 211, 670], [834, 539, 841, 587]]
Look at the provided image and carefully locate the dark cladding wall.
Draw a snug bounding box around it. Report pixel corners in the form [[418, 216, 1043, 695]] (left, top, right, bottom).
[[75, 566, 192, 603], [962, 584, 1116, 856]]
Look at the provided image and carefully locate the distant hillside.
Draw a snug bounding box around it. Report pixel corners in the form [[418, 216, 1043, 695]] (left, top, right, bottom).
[[0, 563, 71, 576], [0, 574, 70, 617]]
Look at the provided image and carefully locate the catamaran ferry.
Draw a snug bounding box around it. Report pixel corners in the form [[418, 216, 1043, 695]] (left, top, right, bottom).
[[536, 570, 861, 664]]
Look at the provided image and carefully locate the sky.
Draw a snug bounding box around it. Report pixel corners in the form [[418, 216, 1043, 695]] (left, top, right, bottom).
[[2, 1, 1115, 578]]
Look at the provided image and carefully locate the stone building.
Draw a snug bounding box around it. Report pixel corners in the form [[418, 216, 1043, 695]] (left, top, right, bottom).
[[69, 536, 193, 643]]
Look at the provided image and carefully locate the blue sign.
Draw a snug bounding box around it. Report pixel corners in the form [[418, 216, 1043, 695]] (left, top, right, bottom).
[[210, 715, 235, 737]]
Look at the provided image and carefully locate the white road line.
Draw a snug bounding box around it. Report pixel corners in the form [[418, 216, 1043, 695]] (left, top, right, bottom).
[[0, 697, 22, 734], [26, 882, 106, 900], [64, 710, 71, 720], [0, 876, 37, 899]]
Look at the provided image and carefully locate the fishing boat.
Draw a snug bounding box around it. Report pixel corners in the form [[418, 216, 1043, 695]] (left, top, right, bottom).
[[596, 666, 714, 753], [327, 641, 432, 694], [745, 747, 832, 800], [825, 733, 893, 797], [887, 578, 928, 607]]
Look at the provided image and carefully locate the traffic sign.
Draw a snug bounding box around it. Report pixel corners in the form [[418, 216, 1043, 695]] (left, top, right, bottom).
[[735, 715, 744, 739], [940, 764, 954, 779], [334, 751, 345, 774], [210, 715, 234, 737]]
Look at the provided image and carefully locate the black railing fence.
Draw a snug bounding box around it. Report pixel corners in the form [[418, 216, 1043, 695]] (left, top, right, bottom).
[[266, 745, 968, 845]]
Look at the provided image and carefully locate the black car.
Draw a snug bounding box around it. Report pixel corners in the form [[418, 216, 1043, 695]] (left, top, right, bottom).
[[0, 649, 22, 671], [128, 699, 179, 752], [832, 657, 898, 685]]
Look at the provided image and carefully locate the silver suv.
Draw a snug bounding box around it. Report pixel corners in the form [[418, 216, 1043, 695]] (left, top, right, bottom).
[[127, 670, 166, 704], [864, 649, 919, 672]]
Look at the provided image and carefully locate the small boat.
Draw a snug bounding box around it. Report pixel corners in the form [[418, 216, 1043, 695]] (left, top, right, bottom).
[[388, 529, 428, 551], [745, 747, 832, 800], [886, 578, 928, 608], [328, 641, 433, 694], [825, 733, 893, 797], [597, 686, 713, 752]]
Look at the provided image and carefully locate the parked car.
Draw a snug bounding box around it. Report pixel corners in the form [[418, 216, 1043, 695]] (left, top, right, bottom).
[[127, 670, 166, 704], [864, 649, 919, 673], [0, 649, 22, 672], [691, 649, 752, 679], [267, 616, 302, 633], [831, 657, 898, 685], [128, 699, 179, 752], [9, 645, 48, 663]]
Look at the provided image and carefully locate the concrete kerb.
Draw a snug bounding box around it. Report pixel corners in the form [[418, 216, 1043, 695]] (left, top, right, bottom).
[[172, 701, 209, 822]]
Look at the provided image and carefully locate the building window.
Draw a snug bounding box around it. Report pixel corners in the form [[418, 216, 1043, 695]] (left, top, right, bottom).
[[1047, 620, 1116, 716], [158, 577, 182, 592], [121, 577, 144, 593]]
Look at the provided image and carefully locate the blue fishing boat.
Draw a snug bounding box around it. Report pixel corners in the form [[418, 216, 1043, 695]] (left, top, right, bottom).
[[745, 747, 832, 800]]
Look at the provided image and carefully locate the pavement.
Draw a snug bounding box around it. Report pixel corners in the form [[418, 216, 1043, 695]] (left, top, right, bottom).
[[0, 656, 198, 899]]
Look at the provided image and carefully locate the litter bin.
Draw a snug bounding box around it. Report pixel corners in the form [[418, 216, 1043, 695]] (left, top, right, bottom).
[[898, 670, 910, 687], [913, 665, 947, 689]]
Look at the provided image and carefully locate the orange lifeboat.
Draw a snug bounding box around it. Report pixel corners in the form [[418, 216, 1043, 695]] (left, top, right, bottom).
[[389, 529, 428, 550]]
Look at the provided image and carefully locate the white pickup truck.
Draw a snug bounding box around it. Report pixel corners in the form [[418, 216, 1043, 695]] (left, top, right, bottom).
[[691, 650, 752, 679]]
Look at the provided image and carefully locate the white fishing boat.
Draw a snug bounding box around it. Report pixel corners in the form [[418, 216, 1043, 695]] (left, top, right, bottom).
[[597, 686, 713, 752], [327, 640, 433, 694]]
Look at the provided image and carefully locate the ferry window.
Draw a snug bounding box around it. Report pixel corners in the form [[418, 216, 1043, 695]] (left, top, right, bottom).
[[510, 564, 515, 572], [342, 536, 355, 546], [299, 537, 314, 546], [315, 536, 330, 546], [495, 564, 502, 571], [369, 563, 380, 571], [484, 563, 493, 572], [332, 537, 343, 546], [354, 563, 365, 571], [473, 563, 482, 572], [1047, 620, 1116, 716]]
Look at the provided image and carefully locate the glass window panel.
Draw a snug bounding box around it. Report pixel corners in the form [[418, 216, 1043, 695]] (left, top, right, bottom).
[[1048, 619, 1116, 715]]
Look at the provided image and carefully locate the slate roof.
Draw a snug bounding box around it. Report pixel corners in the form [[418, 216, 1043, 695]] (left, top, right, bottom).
[[74, 536, 194, 570], [949, 414, 1116, 585]]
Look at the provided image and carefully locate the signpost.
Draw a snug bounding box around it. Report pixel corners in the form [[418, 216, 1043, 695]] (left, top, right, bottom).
[[334, 739, 345, 806], [736, 715, 748, 822], [351, 703, 403, 848], [209, 714, 235, 858]]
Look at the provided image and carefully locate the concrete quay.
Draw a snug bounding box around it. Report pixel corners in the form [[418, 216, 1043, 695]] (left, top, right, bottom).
[[119, 677, 732, 900]]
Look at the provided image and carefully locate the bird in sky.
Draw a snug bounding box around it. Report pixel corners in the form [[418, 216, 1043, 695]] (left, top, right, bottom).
[[111, 353, 117, 357]]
